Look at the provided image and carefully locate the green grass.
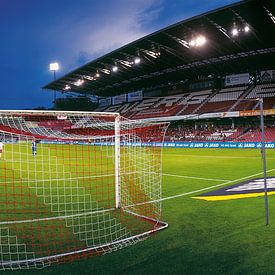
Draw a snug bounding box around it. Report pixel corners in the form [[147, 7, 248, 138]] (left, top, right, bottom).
[[3, 147, 275, 274]]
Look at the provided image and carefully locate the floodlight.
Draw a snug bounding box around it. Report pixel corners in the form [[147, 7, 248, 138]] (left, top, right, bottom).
[[95, 72, 100, 78], [189, 40, 196, 47], [112, 66, 118, 72], [232, 28, 238, 36], [64, 85, 71, 90], [74, 79, 84, 86], [189, 35, 206, 47], [244, 25, 250, 32], [49, 62, 59, 71], [196, 35, 206, 46], [134, 57, 141, 64]]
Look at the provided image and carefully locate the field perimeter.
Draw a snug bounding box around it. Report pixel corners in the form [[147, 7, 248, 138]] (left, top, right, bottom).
[[7, 148, 275, 275]]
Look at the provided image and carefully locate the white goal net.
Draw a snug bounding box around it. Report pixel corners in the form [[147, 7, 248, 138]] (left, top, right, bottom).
[[0, 111, 168, 270]]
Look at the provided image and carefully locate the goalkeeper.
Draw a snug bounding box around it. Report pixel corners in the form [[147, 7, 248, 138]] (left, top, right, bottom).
[[32, 140, 37, 156]]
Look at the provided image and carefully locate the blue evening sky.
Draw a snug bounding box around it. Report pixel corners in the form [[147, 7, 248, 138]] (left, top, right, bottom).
[[0, 0, 239, 109]]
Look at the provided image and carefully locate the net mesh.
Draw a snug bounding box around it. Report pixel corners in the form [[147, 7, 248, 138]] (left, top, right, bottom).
[[0, 111, 168, 270]]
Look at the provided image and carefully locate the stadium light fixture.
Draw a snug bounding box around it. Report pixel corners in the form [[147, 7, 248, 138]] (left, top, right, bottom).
[[155, 51, 161, 57], [112, 66, 118, 72], [189, 35, 207, 47], [134, 57, 141, 64], [189, 39, 196, 47], [244, 25, 250, 33], [74, 79, 84, 86], [195, 35, 206, 46], [231, 28, 239, 36], [49, 62, 60, 104], [49, 62, 59, 72]]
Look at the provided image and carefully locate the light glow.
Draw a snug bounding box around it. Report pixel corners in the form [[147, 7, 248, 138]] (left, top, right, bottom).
[[189, 35, 206, 47], [112, 66, 118, 72], [49, 62, 59, 71], [155, 51, 161, 57], [244, 25, 250, 32], [231, 28, 238, 36], [74, 79, 84, 86], [64, 85, 71, 90], [196, 35, 206, 46], [189, 40, 196, 47], [134, 57, 141, 64]]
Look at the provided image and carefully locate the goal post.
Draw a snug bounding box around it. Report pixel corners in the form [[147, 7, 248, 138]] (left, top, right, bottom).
[[115, 114, 121, 209], [0, 110, 168, 270]]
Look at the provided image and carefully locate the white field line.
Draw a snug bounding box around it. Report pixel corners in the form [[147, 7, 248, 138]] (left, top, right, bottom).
[[126, 168, 275, 207], [164, 153, 275, 159], [158, 168, 275, 202], [163, 173, 229, 182]]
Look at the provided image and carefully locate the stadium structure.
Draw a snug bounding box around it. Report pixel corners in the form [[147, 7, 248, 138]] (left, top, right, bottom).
[[0, 0, 275, 271], [44, 0, 275, 148]]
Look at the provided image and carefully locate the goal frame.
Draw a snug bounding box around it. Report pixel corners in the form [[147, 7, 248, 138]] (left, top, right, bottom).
[[0, 110, 168, 269]]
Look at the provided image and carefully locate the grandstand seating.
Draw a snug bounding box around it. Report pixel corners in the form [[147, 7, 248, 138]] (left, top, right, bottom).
[[197, 101, 235, 114], [96, 83, 275, 119], [210, 86, 247, 102], [247, 83, 275, 99], [196, 86, 248, 113], [176, 89, 213, 115], [165, 123, 275, 143], [234, 127, 275, 142], [127, 82, 272, 118]]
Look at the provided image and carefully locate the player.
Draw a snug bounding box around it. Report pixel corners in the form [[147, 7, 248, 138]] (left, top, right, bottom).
[[32, 140, 37, 156], [0, 141, 3, 159]]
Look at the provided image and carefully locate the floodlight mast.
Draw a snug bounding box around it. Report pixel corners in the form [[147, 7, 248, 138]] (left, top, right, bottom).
[[49, 62, 59, 103]]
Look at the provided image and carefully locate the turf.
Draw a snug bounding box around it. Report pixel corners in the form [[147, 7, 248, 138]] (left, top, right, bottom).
[[3, 148, 275, 274]]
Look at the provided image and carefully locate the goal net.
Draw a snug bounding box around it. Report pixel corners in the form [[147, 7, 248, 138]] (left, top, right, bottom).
[[0, 111, 168, 270]]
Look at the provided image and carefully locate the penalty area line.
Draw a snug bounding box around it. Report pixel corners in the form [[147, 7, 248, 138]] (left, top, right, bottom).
[[163, 173, 229, 182], [125, 168, 275, 208], [158, 168, 275, 203]]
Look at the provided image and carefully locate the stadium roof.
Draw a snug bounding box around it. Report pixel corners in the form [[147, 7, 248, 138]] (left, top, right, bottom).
[[44, 0, 275, 97]]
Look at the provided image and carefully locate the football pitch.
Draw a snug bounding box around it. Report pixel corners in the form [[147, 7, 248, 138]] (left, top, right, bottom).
[[4, 147, 275, 274]]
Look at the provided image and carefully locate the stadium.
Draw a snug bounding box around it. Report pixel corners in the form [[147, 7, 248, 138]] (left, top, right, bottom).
[[1, 0, 275, 273]]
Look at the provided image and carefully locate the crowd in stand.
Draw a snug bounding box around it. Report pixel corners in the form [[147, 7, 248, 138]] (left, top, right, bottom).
[[165, 119, 275, 142]]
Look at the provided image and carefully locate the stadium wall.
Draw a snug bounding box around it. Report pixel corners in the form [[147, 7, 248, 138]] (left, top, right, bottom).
[[40, 140, 275, 149]]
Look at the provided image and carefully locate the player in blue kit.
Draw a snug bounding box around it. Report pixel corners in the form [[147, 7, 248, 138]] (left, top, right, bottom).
[[32, 140, 37, 156]]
